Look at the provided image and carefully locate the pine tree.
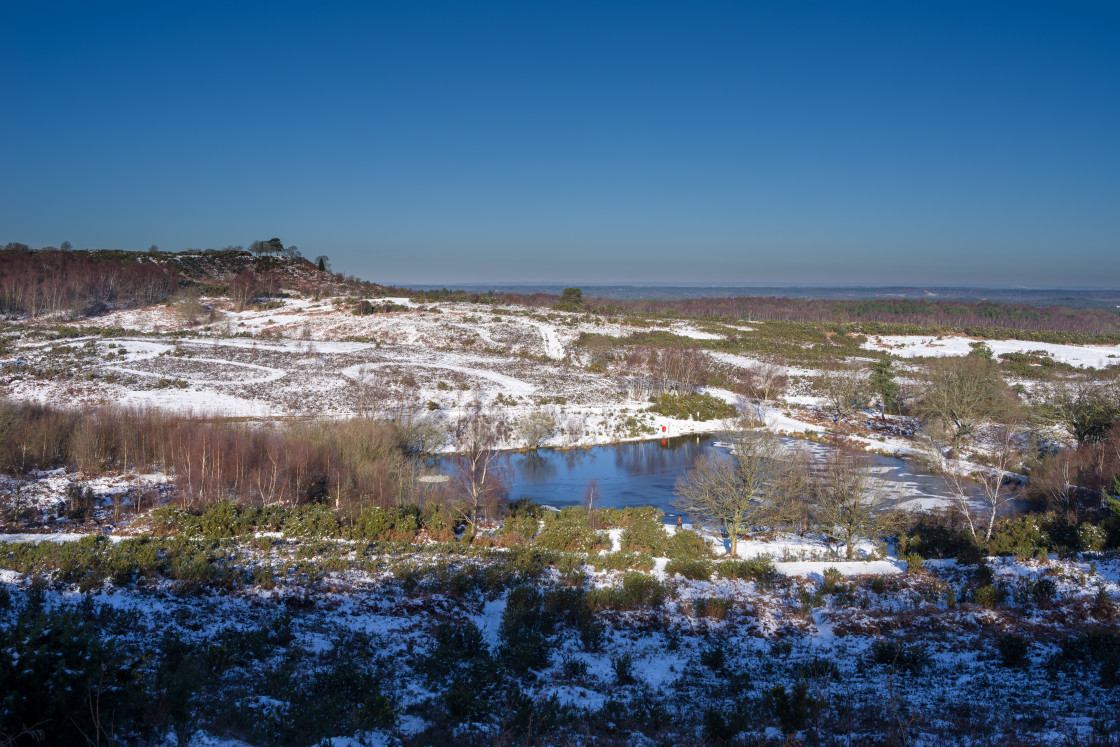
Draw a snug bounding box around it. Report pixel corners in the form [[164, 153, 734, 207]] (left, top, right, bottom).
[[870, 356, 899, 420]]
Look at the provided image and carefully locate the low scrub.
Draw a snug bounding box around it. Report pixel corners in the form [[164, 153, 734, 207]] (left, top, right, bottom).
[[717, 557, 779, 587], [587, 572, 666, 611], [648, 393, 736, 421], [693, 596, 733, 620], [869, 639, 931, 675], [664, 558, 713, 581], [536, 508, 604, 553]]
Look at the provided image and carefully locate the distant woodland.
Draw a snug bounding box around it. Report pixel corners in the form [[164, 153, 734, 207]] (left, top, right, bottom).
[[3, 244, 1120, 336]]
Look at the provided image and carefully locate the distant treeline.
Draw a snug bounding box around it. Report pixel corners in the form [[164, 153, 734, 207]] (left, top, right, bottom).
[[0, 245, 333, 319], [495, 292, 1120, 336], [5, 243, 1117, 336]]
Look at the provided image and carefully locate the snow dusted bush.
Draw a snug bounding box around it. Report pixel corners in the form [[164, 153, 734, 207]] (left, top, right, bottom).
[[0, 598, 149, 744], [592, 551, 655, 572], [869, 639, 931, 675], [717, 556, 780, 587], [972, 584, 1007, 608], [347, 505, 420, 542], [693, 596, 733, 620], [620, 511, 669, 555], [535, 507, 603, 552], [587, 571, 666, 611], [664, 557, 713, 581], [997, 633, 1030, 669], [1053, 629, 1120, 687]]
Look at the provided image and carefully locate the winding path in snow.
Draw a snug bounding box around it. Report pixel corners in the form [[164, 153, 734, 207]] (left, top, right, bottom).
[[523, 320, 565, 359], [104, 357, 288, 386], [341, 361, 536, 396]]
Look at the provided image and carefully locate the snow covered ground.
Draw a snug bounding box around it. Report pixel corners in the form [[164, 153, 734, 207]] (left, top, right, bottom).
[[864, 334, 1120, 368], [0, 525, 1116, 745]]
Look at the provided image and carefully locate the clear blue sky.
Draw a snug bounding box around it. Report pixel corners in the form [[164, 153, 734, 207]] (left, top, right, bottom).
[[2, 1, 1118, 286]]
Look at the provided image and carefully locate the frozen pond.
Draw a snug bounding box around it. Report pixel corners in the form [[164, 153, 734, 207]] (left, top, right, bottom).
[[503, 435, 979, 521]]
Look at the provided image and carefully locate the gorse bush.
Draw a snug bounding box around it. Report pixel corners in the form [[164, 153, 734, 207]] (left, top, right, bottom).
[[693, 597, 733, 620], [997, 634, 1030, 669], [347, 505, 421, 542], [869, 639, 931, 675], [648, 393, 737, 421], [987, 516, 1051, 558], [587, 572, 666, 611], [500, 586, 555, 674], [0, 535, 239, 592], [591, 552, 655, 572], [0, 600, 150, 745], [1053, 629, 1120, 687], [664, 558, 713, 581], [620, 511, 669, 555], [973, 584, 1006, 608], [717, 557, 779, 587], [667, 529, 710, 559], [536, 508, 603, 552]]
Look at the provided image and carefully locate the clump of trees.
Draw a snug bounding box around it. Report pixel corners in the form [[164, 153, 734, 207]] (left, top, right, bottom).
[[914, 351, 1018, 459], [674, 429, 803, 556], [735, 357, 788, 423], [0, 247, 177, 318], [0, 398, 454, 523], [552, 287, 584, 312], [249, 237, 301, 258], [619, 346, 717, 398], [674, 426, 901, 559]]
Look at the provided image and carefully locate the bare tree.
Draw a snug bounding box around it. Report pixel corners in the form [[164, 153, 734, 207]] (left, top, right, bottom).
[[516, 408, 557, 450], [227, 270, 259, 310], [815, 361, 870, 425], [916, 428, 979, 537], [974, 425, 1022, 540], [1031, 448, 1082, 521], [451, 401, 509, 530], [811, 448, 904, 559], [399, 411, 449, 458], [673, 427, 801, 557], [736, 357, 788, 424], [582, 477, 600, 513], [350, 365, 387, 418], [620, 346, 715, 398]]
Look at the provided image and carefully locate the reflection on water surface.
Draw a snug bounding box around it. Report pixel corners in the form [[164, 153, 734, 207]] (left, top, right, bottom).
[[503, 436, 976, 521]]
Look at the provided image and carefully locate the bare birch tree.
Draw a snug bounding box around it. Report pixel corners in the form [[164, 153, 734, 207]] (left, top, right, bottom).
[[451, 401, 509, 530], [736, 357, 788, 424], [915, 425, 979, 537], [974, 425, 1022, 540]]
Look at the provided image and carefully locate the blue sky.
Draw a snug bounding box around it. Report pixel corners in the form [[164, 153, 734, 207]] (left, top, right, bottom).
[[2, 1, 1118, 286]]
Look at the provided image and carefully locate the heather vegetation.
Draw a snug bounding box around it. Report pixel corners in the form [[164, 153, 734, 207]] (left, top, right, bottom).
[[3, 247, 1120, 744]]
